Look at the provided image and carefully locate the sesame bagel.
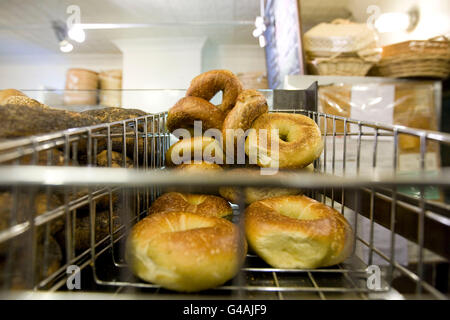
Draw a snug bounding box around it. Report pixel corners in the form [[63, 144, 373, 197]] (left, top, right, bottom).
[[167, 96, 225, 135], [148, 192, 232, 218], [245, 113, 323, 169], [126, 211, 247, 292], [245, 195, 354, 269], [0, 89, 27, 105], [186, 69, 243, 115]]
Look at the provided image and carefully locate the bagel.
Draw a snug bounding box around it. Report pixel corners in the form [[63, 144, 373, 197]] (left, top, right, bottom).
[[148, 192, 232, 218], [222, 89, 268, 158], [126, 211, 247, 292], [167, 96, 225, 135], [245, 195, 353, 269], [186, 70, 243, 115], [245, 113, 323, 169], [174, 161, 223, 172], [2, 95, 49, 109], [219, 168, 303, 204], [0, 89, 27, 105], [96, 150, 133, 168], [172, 162, 223, 195], [165, 137, 224, 167]]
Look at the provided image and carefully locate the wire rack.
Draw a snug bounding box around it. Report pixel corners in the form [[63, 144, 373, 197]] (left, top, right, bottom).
[[0, 108, 449, 300]]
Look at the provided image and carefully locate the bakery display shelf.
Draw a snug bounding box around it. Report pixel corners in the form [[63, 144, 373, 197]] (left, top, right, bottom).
[[0, 108, 449, 300]]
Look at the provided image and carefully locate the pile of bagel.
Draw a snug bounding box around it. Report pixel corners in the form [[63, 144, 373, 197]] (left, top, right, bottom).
[[126, 70, 354, 292]]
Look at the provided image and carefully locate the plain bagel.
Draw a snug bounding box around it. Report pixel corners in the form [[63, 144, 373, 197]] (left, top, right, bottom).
[[167, 96, 225, 135], [222, 89, 268, 159], [218, 168, 304, 204], [245, 195, 353, 269], [126, 211, 247, 292], [186, 69, 243, 115], [148, 192, 232, 218], [245, 113, 323, 169], [165, 136, 224, 167]]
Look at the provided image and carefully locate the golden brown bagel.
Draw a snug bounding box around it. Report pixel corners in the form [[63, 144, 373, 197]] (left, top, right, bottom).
[[186, 70, 243, 115], [219, 167, 310, 204], [245, 113, 323, 169], [0, 89, 27, 105], [245, 195, 353, 269], [222, 89, 268, 158], [165, 137, 224, 167], [167, 96, 225, 134], [126, 211, 247, 292], [175, 161, 223, 172], [172, 162, 223, 195], [148, 192, 232, 218]]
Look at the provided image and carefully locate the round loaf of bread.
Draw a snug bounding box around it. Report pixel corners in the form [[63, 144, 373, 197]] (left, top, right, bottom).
[[245, 195, 353, 269], [126, 211, 247, 292]]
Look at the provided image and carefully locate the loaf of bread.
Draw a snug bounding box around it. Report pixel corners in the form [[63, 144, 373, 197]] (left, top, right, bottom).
[[0, 103, 100, 139], [81, 107, 147, 124]]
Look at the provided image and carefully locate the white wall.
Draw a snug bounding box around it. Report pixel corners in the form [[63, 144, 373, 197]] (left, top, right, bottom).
[[112, 37, 206, 113], [0, 53, 122, 90], [202, 43, 266, 74], [0, 41, 267, 112], [0, 42, 266, 91]]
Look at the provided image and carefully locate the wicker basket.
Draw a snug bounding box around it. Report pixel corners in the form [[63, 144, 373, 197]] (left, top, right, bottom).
[[375, 36, 450, 79], [307, 54, 375, 76]]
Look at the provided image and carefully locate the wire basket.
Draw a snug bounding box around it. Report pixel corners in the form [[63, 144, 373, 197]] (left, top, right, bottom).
[[0, 105, 449, 299]]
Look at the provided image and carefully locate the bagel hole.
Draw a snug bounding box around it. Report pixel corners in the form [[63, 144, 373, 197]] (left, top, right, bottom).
[[276, 125, 291, 142], [210, 91, 223, 106], [279, 132, 289, 142]]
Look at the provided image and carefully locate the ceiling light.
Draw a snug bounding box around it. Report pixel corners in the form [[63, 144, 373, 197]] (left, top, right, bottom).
[[255, 16, 265, 28], [68, 24, 86, 43], [253, 27, 264, 38], [59, 40, 73, 53], [374, 8, 419, 33], [258, 35, 266, 48]]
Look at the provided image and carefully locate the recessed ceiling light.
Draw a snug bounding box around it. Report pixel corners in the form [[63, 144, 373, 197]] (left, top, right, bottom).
[[68, 24, 86, 43], [59, 40, 73, 53]]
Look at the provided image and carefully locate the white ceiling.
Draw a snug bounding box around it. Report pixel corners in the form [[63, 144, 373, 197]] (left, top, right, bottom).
[[0, 0, 351, 55]]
